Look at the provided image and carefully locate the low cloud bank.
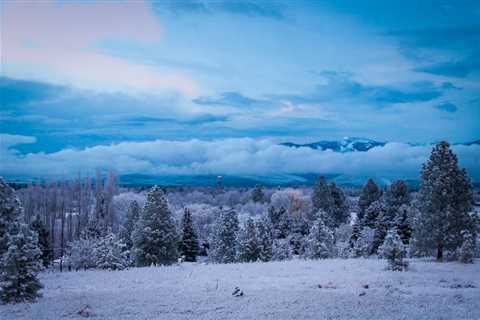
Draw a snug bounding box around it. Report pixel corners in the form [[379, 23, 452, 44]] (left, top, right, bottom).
[[1, 134, 479, 182]]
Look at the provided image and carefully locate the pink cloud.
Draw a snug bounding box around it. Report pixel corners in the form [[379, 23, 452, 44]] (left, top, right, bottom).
[[1, 0, 200, 96]]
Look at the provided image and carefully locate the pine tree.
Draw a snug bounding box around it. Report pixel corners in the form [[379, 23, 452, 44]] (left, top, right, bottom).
[[271, 239, 292, 261], [379, 229, 408, 271], [237, 218, 260, 262], [363, 200, 386, 229], [288, 214, 309, 255], [385, 180, 410, 211], [371, 209, 393, 255], [268, 206, 290, 239], [251, 185, 265, 203], [119, 200, 140, 251], [95, 233, 129, 270], [329, 182, 350, 227], [31, 216, 52, 268], [393, 204, 412, 246], [0, 179, 43, 303], [358, 178, 382, 221], [352, 227, 375, 258], [302, 217, 334, 259], [179, 208, 200, 262], [0, 224, 43, 303], [0, 179, 24, 257], [132, 186, 178, 266], [415, 141, 474, 261], [459, 229, 476, 263], [256, 217, 273, 262], [312, 176, 334, 214], [208, 210, 239, 263]]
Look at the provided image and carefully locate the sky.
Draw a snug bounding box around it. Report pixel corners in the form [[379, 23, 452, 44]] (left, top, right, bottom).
[[1, 0, 479, 182]]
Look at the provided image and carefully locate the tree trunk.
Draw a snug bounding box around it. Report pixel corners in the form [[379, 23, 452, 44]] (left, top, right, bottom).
[[436, 243, 443, 261]]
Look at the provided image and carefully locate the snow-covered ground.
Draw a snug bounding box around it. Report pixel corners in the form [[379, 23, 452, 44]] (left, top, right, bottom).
[[1, 258, 479, 320]]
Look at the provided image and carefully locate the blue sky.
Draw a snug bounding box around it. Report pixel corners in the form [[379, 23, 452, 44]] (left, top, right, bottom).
[[1, 0, 479, 180]]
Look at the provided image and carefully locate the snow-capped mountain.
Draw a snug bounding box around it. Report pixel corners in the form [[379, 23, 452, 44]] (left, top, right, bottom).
[[280, 137, 386, 152], [280, 137, 480, 152]]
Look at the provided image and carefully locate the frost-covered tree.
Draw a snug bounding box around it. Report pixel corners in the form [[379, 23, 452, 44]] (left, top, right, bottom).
[[0, 179, 43, 303], [31, 216, 52, 268], [179, 208, 199, 262], [209, 210, 239, 263], [95, 233, 129, 270], [271, 239, 292, 261], [267, 206, 290, 239], [132, 186, 178, 266], [385, 180, 410, 212], [119, 200, 140, 251], [237, 218, 260, 262], [312, 176, 334, 213], [358, 179, 382, 220], [379, 229, 408, 271], [67, 238, 97, 270], [415, 141, 474, 261], [363, 200, 386, 229], [329, 182, 350, 227], [251, 185, 265, 203], [393, 204, 412, 246], [256, 217, 273, 262], [302, 217, 334, 259], [0, 179, 24, 257], [371, 209, 393, 255], [0, 224, 43, 303], [459, 229, 476, 263], [352, 227, 375, 258], [288, 214, 309, 255]]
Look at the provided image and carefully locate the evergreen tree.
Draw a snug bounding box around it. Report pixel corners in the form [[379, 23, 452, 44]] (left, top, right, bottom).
[[268, 206, 290, 239], [132, 186, 178, 266], [385, 180, 410, 211], [358, 178, 382, 220], [371, 209, 393, 255], [287, 214, 309, 255], [251, 185, 265, 203], [352, 227, 375, 258], [31, 216, 52, 268], [119, 200, 140, 251], [302, 217, 334, 259], [415, 141, 474, 261], [379, 229, 408, 271], [329, 182, 350, 227], [208, 210, 239, 263], [0, 224, 43, 303], [363, 200, 386, 229], [459, 229, 476, 264], [0, 179, 24, 257], [393, 204, 412, 246], [0, 179, 43, 303], [271, 239, 292, 261], [256, 217, 273, 262], [312, 176, 334, 214], [349, 219, 363, 249], [95, 233, 129, 270], [237, 218, 260, 262], [179, 208, 200, 262]]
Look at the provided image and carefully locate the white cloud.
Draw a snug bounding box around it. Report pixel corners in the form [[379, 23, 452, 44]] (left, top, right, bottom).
[[1, 134, 478, 182], [1, 0, 200, 96]]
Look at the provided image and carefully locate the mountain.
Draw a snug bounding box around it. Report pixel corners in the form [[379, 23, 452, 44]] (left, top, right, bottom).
[[280, 137, 386, 152]]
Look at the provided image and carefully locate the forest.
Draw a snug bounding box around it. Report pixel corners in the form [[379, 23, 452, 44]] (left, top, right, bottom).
[[0, 141, 478, 305]]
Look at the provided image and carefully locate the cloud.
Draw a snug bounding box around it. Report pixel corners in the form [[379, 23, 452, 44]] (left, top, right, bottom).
[[269, 72, 445, 107], [1, 135, 478, 182], [193, 91, 265, 107], [155, 0, 285, 20], [1, 0, 200, 96], [435, 102, 458, 113]]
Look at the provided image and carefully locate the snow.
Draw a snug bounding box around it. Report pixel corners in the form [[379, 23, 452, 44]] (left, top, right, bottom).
[[1, 258, 479, 319]]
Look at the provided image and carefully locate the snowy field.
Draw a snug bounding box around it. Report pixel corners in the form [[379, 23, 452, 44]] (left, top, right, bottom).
[[1, 258, 479, 320]]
